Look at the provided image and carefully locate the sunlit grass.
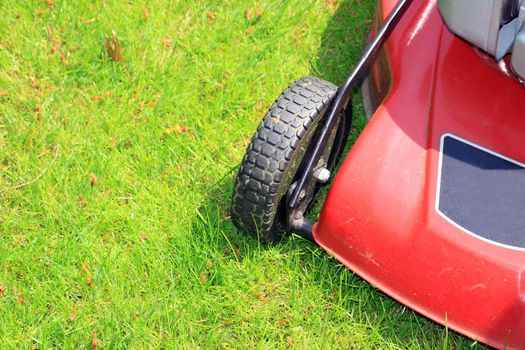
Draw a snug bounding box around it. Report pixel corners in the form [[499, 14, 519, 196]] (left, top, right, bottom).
[[0, 0, 486, 348]]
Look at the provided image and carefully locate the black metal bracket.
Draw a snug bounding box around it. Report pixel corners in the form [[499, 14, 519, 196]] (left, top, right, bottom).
[[288, 0, 413, 209], [291, 217, 314, 242]]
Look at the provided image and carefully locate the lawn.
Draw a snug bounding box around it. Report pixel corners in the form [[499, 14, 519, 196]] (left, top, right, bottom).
[[0, 0, 487, 348]]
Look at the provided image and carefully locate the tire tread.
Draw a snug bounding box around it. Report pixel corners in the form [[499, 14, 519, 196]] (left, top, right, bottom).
[[231, 76, 337, 242]]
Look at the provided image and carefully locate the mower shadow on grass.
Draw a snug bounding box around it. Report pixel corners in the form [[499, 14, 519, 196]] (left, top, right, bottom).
[[187, 0, 488, 348]]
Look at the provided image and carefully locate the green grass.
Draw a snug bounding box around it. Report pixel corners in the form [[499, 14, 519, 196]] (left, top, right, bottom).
[[0, 0, 487, 348]]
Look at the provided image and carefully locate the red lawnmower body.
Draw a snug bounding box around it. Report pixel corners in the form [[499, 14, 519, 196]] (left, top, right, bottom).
[[314, 0, 525, 349]]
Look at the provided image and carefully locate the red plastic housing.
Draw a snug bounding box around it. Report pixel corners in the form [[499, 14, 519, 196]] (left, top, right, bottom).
[[314, 1, 525, 349]]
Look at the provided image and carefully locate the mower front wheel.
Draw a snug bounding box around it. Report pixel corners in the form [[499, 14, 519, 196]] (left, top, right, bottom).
[[231, 76, 350, 243]]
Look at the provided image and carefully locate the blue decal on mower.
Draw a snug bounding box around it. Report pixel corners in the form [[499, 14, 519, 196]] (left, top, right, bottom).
[[437, 134, 525, 249]]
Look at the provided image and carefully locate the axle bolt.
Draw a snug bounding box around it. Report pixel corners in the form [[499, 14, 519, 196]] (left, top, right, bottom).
[[313, 167, 331, 183]]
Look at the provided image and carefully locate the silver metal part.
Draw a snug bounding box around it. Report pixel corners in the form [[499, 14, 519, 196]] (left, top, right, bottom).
[[313, 168, 331, 184], [518, 1, 525, 28], [496, 18, 518, 59], [496, 1, 525, 59], [438, 0, 516, 55], [439, 0, 525, 82], [511, 23, 525, 80]]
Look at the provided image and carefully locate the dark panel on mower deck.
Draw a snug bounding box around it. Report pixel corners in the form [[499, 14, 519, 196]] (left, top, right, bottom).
[[437, 134, 525, 249]]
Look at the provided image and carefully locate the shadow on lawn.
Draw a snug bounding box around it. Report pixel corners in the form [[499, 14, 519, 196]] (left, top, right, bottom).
[[189, 0, 487, 348]]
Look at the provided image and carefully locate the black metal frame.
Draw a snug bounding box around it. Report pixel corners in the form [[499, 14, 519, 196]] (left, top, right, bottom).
[[288, 0, 413, 229]]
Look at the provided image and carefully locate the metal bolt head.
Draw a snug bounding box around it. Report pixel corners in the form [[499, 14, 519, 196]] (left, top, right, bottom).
[[313, 167, 331, 183], [298, 189, 306, 200]]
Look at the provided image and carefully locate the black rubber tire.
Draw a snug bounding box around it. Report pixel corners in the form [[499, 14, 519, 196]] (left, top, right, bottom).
[[231, 76, 347, 243]]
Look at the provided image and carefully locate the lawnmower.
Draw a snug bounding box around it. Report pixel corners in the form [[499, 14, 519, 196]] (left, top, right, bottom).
[[231, 0, 525, 348]]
